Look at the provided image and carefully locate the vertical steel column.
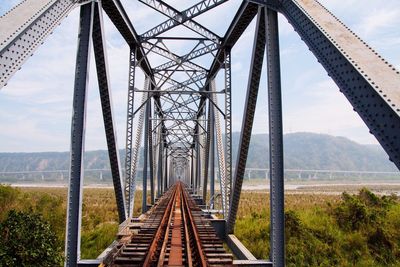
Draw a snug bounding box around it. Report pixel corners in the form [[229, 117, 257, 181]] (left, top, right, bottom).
[[164, 146, 168, 190], [203, 100, 212, 202], [142, 101, 150, 213], [211, 79, 227, 218], [210, 105, 215, 208], [227, 6, 266, 235], [127, 88, 148, 217], [196, 135, 201, 195], [157, 129, 163, 198], [148, 102, 154, 205], [190, 148, 194, 190], [266, 7, 285, 267], [92, 2, 126, 223], [224, 49, 232, 201], [124, 47, 136, 215], [65, 3, 93, 266], [168, 160, 173, 187]]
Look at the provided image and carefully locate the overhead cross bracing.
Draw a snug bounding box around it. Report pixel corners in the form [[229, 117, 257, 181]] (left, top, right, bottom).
[[1, 0, 400, 266]]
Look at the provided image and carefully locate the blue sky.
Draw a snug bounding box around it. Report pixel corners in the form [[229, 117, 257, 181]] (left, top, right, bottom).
[[0, 0, 399, 152]]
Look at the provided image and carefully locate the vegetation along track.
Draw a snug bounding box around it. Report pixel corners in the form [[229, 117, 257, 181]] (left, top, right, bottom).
[[105, 182, 233, 266]]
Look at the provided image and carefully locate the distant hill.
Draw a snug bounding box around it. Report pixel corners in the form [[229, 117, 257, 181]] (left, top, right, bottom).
[[0, 132, 397, 173]]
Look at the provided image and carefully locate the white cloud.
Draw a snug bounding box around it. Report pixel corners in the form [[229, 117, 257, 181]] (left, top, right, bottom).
[[355, 8, 400, 37]]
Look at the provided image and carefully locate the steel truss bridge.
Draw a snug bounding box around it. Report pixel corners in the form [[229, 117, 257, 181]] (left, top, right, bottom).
[[1, 0, 399, 266]]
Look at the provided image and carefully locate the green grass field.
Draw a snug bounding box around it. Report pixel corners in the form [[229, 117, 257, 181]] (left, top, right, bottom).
[[1, 185, 399, 266]]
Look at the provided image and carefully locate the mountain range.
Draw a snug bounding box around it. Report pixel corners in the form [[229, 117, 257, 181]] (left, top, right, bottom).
[[0, 132, 397, 173]]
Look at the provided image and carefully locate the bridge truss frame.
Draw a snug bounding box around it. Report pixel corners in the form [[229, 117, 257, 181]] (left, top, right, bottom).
[[1, 0, 400, 266]]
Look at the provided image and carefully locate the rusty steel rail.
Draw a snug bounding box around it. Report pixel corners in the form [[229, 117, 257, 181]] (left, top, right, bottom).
[[105, 181, 232, 266]]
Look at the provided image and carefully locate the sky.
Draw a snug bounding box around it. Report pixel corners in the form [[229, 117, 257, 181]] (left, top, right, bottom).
[[0, 0, 399, 152]]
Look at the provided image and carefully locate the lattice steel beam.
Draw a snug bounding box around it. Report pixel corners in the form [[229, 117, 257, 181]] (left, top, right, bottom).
[[142, 100, 150, 213], [281, 0, 400, 169], [163, 73, 207, 91], [210, 80, 228, 218], [154, 42, 218, 72], [142, 41, 207, 73], [266, 7, 284, 267], [65, 3, 93, 265], [124, 47, 136, 214], [126, 81, 149, 217], [0, 0, 77, 88], [101, 0, 153, 76], [92, 2, 126, 223], [202, 100, 212, 201], [227, 5, 266, 235], [224, 49, 232, 204], [207, 1, 258, 81], [140, 0, 226, 42], [148, 102, 155, 205], [139, 0, 220, 42]]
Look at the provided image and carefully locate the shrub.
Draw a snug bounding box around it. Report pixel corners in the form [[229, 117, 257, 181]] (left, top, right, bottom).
[[0, 185, 20, 220], [333, 188, 393, 231], [0, 210, 63, 266]]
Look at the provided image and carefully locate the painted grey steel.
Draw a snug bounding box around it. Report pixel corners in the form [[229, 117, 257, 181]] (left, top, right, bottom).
[[139, 0, 227, 41], [224, 49, 232, 206], [210, 105, 215, 208], [207, 1, 258, 81], [148, 102, 155, 205], [226, 234, 258, 261], [164, 146, 168, 191], [65, 3, 93, 266], [202, 101, 212, 201], [142, 101, 150, 213], [92, 1, 126, 223], [190, 149, 194, 189], [196, 135, 201, 195], [266, 7, 285, 267], [227, 6, 266, 235], [157, 129, 163, 197], [3, 0, 400, 265], [101, 0, 153, 76], [280, 0, 400, 169], [0, 0, 77, 89], [211, 80, 228, 218], [127, 87, 148, 217], [124, 48, 136, 214]]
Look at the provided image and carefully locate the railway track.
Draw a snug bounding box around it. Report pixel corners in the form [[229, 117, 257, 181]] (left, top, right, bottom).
[[106, 182, 233, 266]]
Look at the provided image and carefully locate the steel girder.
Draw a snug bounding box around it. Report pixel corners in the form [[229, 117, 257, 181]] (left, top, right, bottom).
[[65, 3, 93, 265], [139, 0, 227, 42], [266, 8, 285, 267], [210, 80, 228, 218], [224, 49, 232, 201], [154, 43, 218, 72], [202, 101, 213, 201], [280, 0, 400, 169], [142, 100, 150, 213], [126, 83, 149, 217], [227, 6, 266, 235], [92, 1, 126, 223], [207, 1, 259, 82], [164, 146, 168, 190], [156, 123, 163, 197], [101, 0, 153, 77], [124, 48, 136, 214], [0, 0, 78, 88], [148, 101, 155, 205], [209, 104, 216, 208], [142, 42, 207, 73]]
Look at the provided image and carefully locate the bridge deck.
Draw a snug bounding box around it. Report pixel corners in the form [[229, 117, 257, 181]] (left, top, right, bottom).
[[102, 182, 232, 266]]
